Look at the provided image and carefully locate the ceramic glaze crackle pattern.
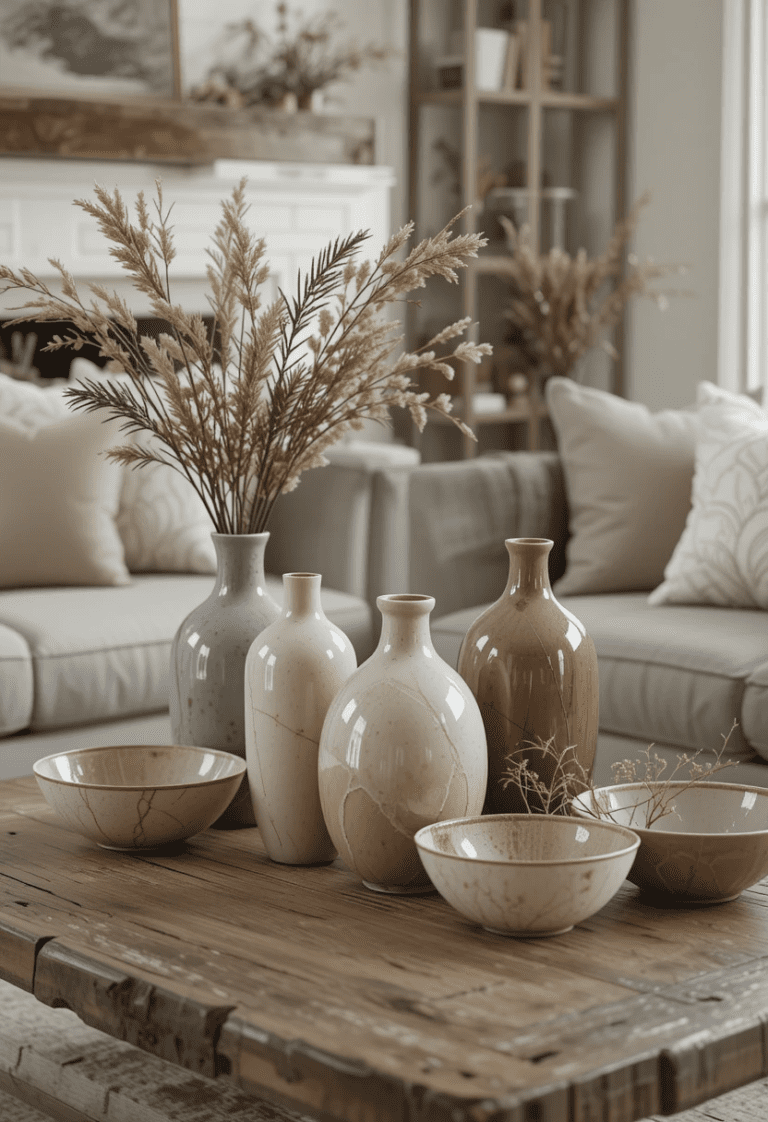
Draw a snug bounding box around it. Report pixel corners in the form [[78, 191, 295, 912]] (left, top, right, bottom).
[[318, 594, 488, 894], [245, 572, 356, 865], [33, 744, 246, 850], [415, 815, 640, 937]]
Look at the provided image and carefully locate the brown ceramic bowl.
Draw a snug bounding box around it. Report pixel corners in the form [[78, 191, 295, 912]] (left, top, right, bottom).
[[571, 781, 768, 903]]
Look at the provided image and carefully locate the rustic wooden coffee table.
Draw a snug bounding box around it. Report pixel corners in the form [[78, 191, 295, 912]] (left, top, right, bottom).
[[2, 774, 768, 1122]]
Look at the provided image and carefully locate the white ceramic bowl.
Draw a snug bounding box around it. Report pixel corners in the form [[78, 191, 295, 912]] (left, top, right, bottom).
[[34, 744, 246, 850], [571, 781, 768, 903], [414, 813, 640, 937]]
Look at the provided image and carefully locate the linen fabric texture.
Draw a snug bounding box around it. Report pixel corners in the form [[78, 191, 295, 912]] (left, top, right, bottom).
[[545, 377, 698, 596], [649, 381, 768, 609]]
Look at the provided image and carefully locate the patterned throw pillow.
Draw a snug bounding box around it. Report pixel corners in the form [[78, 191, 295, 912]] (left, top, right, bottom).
[[649, 382, 768, 609], [70, 359, 216, 574]]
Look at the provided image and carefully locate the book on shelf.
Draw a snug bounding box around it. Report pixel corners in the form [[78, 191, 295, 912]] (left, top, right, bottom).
[[513, 19, 556, 90], [501, 32, 521, 91]]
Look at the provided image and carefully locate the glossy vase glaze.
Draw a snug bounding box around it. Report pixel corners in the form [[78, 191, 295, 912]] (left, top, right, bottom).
[[244, 572, 356, 865], [169, 533, 280, 828], [318, 593, 488, 894], [457, 538, 599, 814]]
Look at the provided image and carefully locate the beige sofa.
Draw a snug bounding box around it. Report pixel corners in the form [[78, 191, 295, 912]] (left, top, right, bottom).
[[367, 449, 768, 789]]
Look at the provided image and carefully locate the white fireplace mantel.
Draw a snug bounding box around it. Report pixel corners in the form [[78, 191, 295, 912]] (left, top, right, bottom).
[[0, 158, 395, 315]]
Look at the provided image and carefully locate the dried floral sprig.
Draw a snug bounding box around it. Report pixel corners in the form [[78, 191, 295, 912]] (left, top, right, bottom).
[[0, 180, 489, 535], [501, 724, 739, 825], [497, 193, 687, 380], [191, 2, 392, 110]]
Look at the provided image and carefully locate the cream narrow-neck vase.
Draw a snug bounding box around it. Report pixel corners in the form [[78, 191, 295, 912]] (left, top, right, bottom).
[[245, 572, 356, 864]]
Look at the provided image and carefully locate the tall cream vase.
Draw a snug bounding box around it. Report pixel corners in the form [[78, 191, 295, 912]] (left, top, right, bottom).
[[244, 572, 357, 865], [318, 593, 488, 894], [169, 533, 281, 828]]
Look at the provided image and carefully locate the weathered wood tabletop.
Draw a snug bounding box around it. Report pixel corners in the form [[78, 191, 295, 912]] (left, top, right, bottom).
[[2, 775, 768, 1122]]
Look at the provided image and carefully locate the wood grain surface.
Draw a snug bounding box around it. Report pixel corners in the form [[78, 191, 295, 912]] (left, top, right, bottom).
[[0, 95, 375, 165], [3, 774, 768, 1122]]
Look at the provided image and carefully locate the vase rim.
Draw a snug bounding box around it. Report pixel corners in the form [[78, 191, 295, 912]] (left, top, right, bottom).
[[505, 537, 553, 547], [283, 572, 321, 580], [211, 532, 270, 540], [377, 592, 435, 616]]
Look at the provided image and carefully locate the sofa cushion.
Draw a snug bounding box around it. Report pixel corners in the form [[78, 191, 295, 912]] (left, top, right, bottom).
[[545, 377, 698, 596], [0, 412, 129, 588], [0, 623, 33, 736], [433, 593, 766, 760], [649, 382, 768, 609], [0, 576, 374, 733], [70, 358, 218, 575]]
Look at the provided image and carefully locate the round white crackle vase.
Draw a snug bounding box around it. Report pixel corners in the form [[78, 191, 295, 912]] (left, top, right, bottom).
[[317, 593, 488, 894], [169, 533, 280, 828], [244, 572, 357, 865]]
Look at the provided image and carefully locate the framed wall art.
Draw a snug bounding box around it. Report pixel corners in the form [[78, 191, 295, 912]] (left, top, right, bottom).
[[0, 0, 181, 99]]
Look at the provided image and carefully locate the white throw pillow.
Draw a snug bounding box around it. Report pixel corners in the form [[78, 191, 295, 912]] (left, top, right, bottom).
[[546, 377, 699, 595], [0, 371, 71, 428], [649, 382, 768, 608], [70, 358, 216, 574], [0, 412, 129, 588]]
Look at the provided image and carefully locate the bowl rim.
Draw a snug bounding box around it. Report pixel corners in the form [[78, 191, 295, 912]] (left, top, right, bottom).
[[32, 743, 246, 791], [571, 779, 768, 838], [414, 813, 640, 867]]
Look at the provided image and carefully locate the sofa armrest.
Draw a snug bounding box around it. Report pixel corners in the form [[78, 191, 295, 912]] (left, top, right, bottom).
[[265, 443, 419, 602], [371, 451, 568, 618]]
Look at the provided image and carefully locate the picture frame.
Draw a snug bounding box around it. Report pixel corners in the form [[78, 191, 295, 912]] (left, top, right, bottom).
[[0, 0, 181, 100]]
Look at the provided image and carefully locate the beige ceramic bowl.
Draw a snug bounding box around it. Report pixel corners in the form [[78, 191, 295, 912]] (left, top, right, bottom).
[[414, 813, 640, 937], [34, 744, 246, 850], [571, 781, 768, 903]]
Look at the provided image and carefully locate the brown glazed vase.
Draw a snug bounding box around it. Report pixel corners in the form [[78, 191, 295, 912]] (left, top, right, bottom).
[[457, 537, 599, 814]]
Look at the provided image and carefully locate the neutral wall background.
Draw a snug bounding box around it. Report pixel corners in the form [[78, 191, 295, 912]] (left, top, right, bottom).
[[623, 0, 724, 410]]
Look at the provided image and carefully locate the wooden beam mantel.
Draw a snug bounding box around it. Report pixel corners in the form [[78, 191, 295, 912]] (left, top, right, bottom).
[[0, 94, 375, 166]]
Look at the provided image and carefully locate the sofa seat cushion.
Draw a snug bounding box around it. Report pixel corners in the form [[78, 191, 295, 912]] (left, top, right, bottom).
[[0, 576, 373, 734], [0, 623, 33, 736], [432, 593, 767, 760]]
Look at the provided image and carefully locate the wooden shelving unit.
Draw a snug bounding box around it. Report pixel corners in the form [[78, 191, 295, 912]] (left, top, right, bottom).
[[407, 0, 628, 461]]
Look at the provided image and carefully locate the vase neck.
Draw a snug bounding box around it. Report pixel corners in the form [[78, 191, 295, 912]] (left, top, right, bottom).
[[283, 573, 323, 620], [376, 594, 435, 657], [503, 538, 554, 597], [212, 533, 270, 600]]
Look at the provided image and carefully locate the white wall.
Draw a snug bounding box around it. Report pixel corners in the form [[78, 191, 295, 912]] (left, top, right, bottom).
[[178, 0, 410, 228], [623, 0, 724, 409]]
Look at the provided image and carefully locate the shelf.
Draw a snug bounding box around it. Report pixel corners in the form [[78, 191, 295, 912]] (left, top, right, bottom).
[[416, 89, 618, 112], [408, 0, 627, 460]]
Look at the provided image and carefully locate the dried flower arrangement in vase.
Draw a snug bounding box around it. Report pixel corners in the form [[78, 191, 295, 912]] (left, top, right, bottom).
[[0, 179, 489, 825], [498, 193, 686, 388]]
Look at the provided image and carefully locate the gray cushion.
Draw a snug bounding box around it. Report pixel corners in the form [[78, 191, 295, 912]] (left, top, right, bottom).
[[432, 592, 768, 760], [0, 576, 373, 733], [0, 622, 33, 735]]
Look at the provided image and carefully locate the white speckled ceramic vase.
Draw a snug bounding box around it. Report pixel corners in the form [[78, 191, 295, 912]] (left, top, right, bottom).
[[244, 572, 357, 865], [317, 593, 488, 894], [169, 533, 280, 828], [457, 538, 599, 816]]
